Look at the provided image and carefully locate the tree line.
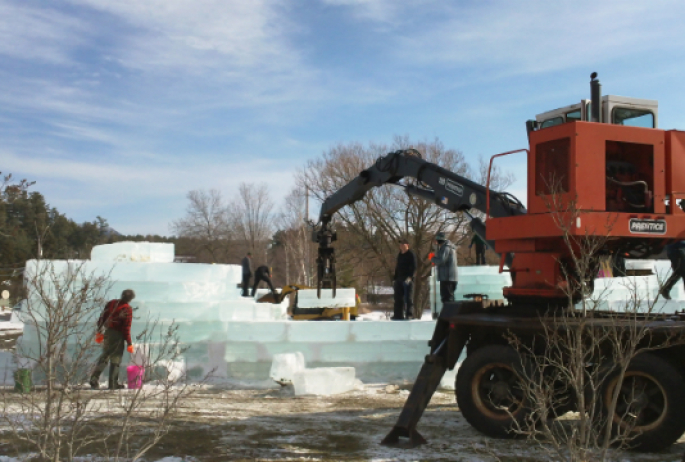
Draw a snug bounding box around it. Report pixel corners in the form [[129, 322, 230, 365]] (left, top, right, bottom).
[[0, 173, 171, 302]]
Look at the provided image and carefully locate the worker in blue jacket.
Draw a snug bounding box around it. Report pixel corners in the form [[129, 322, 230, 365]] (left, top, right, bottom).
[[430, 232, 458, 303]]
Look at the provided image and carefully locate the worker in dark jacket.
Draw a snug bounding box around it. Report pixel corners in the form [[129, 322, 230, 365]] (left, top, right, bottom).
[[470, 233, 486, 266], [90, 289, 135, 390], [241, 252, 252, 297], [392, 239, 417, 320], [660, 241, 685, 300], [430, 232, 458, 304], [251, 265, 278, 299]]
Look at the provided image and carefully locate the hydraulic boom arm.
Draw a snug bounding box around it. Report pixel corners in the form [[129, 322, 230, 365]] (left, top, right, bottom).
[[313, 149, 526, 296]]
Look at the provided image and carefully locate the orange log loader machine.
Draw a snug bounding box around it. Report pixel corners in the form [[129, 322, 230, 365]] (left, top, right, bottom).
[[311, 74, 685, 451]]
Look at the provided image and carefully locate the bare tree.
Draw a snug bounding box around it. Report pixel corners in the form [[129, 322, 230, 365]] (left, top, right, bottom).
[[476, 155, 515, 191], [230, 183, 274, 262], [276, 186, 311, 285], [170, 189, 232, 263]]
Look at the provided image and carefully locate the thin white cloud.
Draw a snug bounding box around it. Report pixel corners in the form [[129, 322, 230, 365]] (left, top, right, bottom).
[[2, 0, 684, 236], [70, 0, 301, 72], [0, 0, 90, 64], [316, 0, 683, 81], [320, 0, 401, 23], [393, 2, 680, 77]]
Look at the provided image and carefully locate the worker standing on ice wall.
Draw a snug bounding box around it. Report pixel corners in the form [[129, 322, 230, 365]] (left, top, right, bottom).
[[430, 232, 458, 304], [241, 252, 252, 297], [660, 241, 685, 300], [392, 238, 417, 320], [251, 265, 278, 299], [90, 289, 136, 390], [469, 233, 486, 266]]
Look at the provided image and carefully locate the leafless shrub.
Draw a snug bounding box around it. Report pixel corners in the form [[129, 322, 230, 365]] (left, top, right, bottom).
[[504, 184, 685, 461], [0, 260, 203, 461]]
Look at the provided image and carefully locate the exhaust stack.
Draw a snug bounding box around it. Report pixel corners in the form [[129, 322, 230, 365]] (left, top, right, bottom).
[[590, 72, 601, 122]]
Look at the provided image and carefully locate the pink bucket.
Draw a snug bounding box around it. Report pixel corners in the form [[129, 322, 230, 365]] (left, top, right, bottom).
[[126, 365, 144, 389]]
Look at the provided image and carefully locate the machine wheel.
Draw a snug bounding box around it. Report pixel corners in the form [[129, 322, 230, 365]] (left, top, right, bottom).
[[597, 353, 685, 452], [456, 345, 531, 438]]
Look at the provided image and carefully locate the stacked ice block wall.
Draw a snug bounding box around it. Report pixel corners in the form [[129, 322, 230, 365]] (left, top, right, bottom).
[[18, 241, 685, 386], [429, 266, 513, 315], [590, 260, 684, 313], [193, 319, 438, 383], [429, 261, 685, 316], [18, 242, 289, 379]]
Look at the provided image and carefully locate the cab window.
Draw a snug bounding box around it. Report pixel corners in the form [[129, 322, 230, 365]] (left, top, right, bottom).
[[540, 116, 563, 129], [566, 109, 581, 122], [612, 107, 654, 128]]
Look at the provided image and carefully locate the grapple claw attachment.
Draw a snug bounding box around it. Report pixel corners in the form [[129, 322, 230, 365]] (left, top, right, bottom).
[[316, 246, 336, 299]]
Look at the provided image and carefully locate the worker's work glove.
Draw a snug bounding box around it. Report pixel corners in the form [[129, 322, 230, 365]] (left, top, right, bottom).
[[127, 344, 134, 354], [95, 332, 104, 344], [404, 277, 412, 284], [428, 252, 435, 261]]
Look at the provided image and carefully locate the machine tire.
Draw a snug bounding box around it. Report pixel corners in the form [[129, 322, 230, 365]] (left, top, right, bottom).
[[456, 345, 531, 438], [597, 353, 685, 452]]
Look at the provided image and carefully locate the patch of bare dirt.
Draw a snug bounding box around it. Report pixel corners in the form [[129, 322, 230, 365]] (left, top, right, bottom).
[[2, 382, 685, 460], [135, 385, 685, 461]]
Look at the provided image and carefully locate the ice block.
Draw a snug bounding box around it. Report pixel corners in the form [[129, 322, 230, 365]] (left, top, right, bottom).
[[269, 352, 305, 384], [292, 367, 356, 396]]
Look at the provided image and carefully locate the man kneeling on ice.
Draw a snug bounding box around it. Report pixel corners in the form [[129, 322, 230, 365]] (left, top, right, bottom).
[[90, 289, 136, 390]]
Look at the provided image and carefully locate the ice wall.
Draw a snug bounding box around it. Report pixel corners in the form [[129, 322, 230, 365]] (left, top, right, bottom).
[[22, 257, 287, 327], [429, 261, 685, 316], [18, 243, 289, 383], [17, 243, 684, 388], [91, 241, 175, 263], [298, 289, 356, 308], [173, 318, 469, 385], [590, 260, 684, 312], [429, 266, 513, 315]]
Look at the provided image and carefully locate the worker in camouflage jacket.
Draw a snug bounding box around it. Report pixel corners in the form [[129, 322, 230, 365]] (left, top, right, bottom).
[[90, 289, 135, 390], [430, 232, 458, 304]]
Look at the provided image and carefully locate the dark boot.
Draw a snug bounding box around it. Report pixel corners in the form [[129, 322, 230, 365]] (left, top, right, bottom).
[[90, 362, 106, 389], [108, 363, 124, 390]]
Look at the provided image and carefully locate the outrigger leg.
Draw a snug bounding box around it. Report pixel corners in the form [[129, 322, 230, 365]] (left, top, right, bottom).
[[381, 308, 469, 448]]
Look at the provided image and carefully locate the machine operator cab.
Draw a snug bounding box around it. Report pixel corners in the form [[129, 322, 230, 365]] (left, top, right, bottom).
[[526, 73, 685, 224], [534, 95, 658, 130]]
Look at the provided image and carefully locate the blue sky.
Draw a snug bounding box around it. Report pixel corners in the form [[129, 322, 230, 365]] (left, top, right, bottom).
[[3, 0, 685, 235]]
